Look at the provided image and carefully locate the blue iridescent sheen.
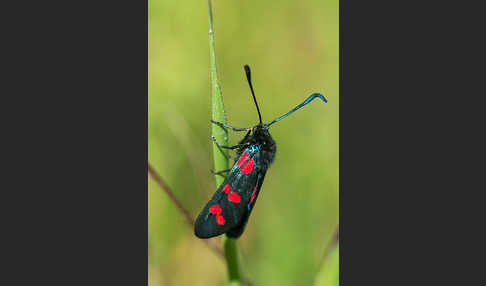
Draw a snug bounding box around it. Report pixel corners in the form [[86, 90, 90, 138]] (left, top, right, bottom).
[[267, 93, 327, 127]]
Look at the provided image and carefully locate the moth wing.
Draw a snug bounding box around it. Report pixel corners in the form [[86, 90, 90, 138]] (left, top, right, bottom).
[[225, 170, 267, 238], [194, 147, 261, 239]]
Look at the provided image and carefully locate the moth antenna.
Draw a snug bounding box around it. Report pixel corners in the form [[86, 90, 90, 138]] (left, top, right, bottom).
[[244, 65, 263, 124], [267, 93, 327, 127]]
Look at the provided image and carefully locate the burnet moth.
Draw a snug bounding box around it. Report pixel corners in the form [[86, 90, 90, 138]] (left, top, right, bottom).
[[194, 65, 327, 239]]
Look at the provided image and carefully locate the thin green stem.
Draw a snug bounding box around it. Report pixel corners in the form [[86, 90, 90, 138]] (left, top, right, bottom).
[[223, 235, 243, 286], [208, 0, 228, 188], [207, 1, 243, 285]]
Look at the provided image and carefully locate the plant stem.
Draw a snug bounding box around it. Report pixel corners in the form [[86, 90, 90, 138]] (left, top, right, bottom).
[[208, 0, 228, 187], [148, 163, 194, 227], [148, 162, 224, 258], [223, 235, 243, 285], [207, 1, 243, 285]]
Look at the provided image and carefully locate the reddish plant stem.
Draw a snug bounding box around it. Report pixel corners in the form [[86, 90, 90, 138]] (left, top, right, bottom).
[[317, 226, 339, 271], [148, 163, 194, 226], [148, 162, 224, 258]]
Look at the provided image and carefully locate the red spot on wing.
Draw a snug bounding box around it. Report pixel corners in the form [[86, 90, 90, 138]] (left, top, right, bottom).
[[237, 152, 248, 167], [209, 204, 221, 215], [251, 185, 257, 203], [240, 158, 254, 174], [223, 184, 231, 193], [216, 215, 225, 225], [228, 192, 241, 203]]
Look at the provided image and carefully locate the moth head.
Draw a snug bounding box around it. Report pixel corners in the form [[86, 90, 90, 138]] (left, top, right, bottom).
[[252, 123, 269, 134]]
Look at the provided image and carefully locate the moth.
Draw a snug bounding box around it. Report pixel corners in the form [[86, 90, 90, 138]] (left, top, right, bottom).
[[194, 65, 327, 239]]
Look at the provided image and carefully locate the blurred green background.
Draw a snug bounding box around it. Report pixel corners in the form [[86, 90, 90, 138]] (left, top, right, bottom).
[[149, 0, 338, 285]]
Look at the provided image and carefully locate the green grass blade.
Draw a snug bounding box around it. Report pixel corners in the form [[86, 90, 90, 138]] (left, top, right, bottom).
[[207, 1, 243, 285], [208, 0, 228, 187]]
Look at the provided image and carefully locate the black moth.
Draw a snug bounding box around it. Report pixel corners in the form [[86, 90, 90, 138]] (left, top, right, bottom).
[[194, 65, 327, 239]]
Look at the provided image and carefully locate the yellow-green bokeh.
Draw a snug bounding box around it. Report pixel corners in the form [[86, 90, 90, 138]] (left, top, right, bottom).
[[149, 0, 338, 285]]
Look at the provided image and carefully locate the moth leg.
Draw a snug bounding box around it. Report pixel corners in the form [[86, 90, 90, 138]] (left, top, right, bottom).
[[210, 168, 231, 175], [211, 120, 251, 132], [211, 136, 249, 150], [214, 146, 232, 161]]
